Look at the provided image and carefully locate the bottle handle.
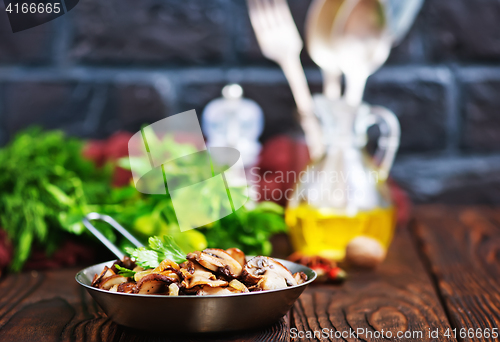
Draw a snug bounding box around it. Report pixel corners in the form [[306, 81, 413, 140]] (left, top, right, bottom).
[[361, 105, 400, 182]]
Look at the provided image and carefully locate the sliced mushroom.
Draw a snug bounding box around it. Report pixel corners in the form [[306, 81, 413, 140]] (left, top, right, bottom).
[[180, 260, 228, 289], [133, 273, 175, 295], [242, 256, 298, 290], [226, 248, 246, 267], [92, 266, 115, 287], [98, 275, 129, 290], [117, 282, 137, 294], [293, 272, 308, 285], [187, 249, 242, 278], [256, 272, 289, 290], [95, 252, 305, 296], [121, 256, 137, 269]]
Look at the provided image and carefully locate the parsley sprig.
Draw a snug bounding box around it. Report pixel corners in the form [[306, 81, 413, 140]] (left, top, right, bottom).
[[114, 264, 136, 277], [126, 235, 186, 268]]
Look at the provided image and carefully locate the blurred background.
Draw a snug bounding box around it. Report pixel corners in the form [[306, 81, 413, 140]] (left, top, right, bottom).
[[0, 0, 500, 206]]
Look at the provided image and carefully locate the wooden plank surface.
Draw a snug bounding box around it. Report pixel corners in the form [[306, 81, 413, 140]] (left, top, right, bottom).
[[412, 206, 500, 342], [292, 225, 455, 341], [0, 268, 289, 342], [3, 205, 499, 342]]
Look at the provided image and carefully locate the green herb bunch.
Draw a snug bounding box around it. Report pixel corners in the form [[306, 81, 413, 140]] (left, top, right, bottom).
[[0, 129, 113, 271], [0, 128, 289, 272], [201, 202, 288, 256], [116, 138, 288, 257]]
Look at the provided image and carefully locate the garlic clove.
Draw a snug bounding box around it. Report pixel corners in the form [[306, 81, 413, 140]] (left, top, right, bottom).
[[345, 236, 386, 268]]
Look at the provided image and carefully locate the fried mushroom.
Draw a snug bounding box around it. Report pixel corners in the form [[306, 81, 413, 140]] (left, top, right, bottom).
[[110, 256, 136, 274], [91, 266, 115, 287], [98, 275, 129, 290], [133, 273, 175, 295], [293, 272, 308, 285], [180, 260, 228, 289], [242, 256, 298, 291], [187, 249, 243, 278], [93, 249, 307, 296], [225, 248, 246, 267], [117, 282, 137, 294]]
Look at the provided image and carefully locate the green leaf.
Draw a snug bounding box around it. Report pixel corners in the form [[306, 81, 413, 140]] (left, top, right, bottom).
[[125, 247, 159, 269], [11, 228, 33, 272], [199, 201, 287, 256], [115, 264, 136, 277], [45, 183, 75, 206], [149, 235, 186, 264], [125, 235, 187, 267]]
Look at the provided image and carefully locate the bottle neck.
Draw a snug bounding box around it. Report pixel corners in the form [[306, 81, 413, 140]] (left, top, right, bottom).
[[323, 112, 367, 149]]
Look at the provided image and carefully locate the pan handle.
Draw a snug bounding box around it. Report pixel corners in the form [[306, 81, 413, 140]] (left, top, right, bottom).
[[82, 213, 144, 260]]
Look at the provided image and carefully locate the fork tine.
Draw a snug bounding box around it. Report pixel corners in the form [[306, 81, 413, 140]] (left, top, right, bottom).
[[247, 0, 262, 31], [265, 0, 283, 27], [248, 0, 269, 35], [256, 0, 276, 31], [247, 0, 317, 158], [272, 0, 297, 29]]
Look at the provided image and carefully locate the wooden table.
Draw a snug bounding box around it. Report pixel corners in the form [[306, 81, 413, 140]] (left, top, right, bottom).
[[1, 205, 499, 341]]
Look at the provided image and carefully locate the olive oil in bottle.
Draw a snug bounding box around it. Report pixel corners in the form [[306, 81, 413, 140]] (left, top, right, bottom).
[[286, 97, 401, 260], [286, 204, 396, 260]]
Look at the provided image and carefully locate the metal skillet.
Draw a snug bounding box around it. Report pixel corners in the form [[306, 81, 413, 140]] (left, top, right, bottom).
[[75, 213, 317, 333]]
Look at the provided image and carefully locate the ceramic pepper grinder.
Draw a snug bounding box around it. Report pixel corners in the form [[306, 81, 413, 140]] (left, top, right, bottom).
[[202, 84, 264, 202], [202, 84, 264, 170]]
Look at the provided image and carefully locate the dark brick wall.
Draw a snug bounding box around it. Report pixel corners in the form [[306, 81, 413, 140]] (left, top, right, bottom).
[[0, 0, 500, 203]]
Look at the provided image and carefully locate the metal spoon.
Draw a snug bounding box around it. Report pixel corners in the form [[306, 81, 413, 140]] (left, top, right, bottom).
[[305, 0, 344, 100], [331, 0, 391, 107]]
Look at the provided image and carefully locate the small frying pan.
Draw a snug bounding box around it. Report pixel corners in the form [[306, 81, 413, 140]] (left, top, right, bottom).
[[76, 213, 316, 333]]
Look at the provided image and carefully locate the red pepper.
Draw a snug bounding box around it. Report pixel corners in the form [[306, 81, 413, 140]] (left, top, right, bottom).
[[327, 267, 347, 282], [311, 264, 329, 282]]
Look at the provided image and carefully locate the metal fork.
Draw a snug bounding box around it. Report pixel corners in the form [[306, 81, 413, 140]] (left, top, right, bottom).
[[247, 0, 324, 160]]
